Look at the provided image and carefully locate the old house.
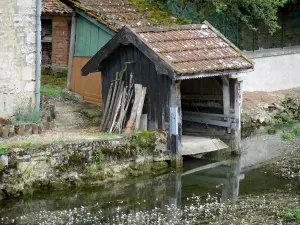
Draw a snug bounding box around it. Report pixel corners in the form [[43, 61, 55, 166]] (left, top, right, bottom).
[[42, 0, 72, 71], [60, 0, 181, 105], [0, 0, 39, 116], [82, 22, 254, 158]]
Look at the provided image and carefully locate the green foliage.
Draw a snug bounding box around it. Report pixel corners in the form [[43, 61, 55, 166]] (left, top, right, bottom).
[[293, 126, 300, 136], [281, 131, 293, 141], [283, 207, 300, 222], [40, 86, 63, 97], [159, 0, 293, 34], [11, 103, 47, 124], [93, 152, 105, 168], [0, 145, 7, 155]]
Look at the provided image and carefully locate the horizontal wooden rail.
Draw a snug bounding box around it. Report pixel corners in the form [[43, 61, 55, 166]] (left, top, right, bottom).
[[181, 95, 222, 101], [183, 115, 232, 128], [183, 111, 234, 119]]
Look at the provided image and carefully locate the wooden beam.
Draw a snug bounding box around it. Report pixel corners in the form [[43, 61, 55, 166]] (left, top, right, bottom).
[[233, 79, 242, 153], [183, 115, 232, 128], [67, 11, 76, 89], [183, 111, 234, 119], [221, 76, 231, 133], [181, 95, 222, 101]]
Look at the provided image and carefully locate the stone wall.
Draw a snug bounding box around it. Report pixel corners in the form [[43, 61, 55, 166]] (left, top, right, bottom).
[[51, 16, 70, 68], [0, 132, 170, 200], [0, 0, 37, 116], [243, 46, 300, 92]]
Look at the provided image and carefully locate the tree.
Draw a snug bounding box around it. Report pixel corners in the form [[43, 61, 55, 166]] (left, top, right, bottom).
[[159, 0, 297, 33]]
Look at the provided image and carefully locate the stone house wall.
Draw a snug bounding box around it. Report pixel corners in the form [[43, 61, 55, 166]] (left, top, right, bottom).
[[0, 0, 37, 117]]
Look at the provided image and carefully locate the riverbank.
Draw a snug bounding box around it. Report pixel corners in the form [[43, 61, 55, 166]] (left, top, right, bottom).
[[0, 131, 171, 200]]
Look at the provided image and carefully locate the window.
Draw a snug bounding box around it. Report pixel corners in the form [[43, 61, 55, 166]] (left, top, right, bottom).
[[41, 19, 52, 65]]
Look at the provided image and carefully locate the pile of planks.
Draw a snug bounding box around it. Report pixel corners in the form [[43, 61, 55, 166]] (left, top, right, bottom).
[[100, 72, 147, 134]]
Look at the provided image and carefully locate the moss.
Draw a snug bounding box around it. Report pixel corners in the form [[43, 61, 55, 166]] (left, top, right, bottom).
[[0, 160, 5, 171], [49, 180, 66, 190], [22, 162, 35, 175], [151, 161, 169, 171], [59, 164, 69, 172], [128, 0, 189, 26], [69, 153, 85, 162]]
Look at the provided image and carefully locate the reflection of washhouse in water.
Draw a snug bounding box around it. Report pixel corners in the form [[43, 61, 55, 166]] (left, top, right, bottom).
[[168, 156, 243, 209]]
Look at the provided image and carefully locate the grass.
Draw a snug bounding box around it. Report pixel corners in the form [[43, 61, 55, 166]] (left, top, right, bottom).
[[281, 131, 293, 141], [40, 86, 63, 97], [0, 140, 69, 152], [41, 74, 67, 87]]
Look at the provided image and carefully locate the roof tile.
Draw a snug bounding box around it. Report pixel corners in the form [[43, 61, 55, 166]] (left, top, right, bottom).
[[42, 0, 72, 15], [132, 23, 253, 75]]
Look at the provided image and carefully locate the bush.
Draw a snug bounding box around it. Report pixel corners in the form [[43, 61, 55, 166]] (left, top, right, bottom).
[[10, 103, 48, 124]]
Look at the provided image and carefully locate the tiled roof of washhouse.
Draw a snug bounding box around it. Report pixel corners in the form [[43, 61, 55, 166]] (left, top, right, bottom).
[[132, 22, 254, 76]]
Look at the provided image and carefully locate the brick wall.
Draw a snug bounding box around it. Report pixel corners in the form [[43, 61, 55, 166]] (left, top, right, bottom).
[[52, 16, 70, 68], [0, 0, 36, 116]]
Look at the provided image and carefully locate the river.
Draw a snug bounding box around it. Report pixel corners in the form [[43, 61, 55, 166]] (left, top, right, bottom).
[[0, 125, 299, 224]]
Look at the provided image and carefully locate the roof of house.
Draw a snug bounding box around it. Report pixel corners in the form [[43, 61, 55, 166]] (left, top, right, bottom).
[[42, 0, 73, 15], [82, 22, 254, 79], [60, 0, 182, 32]]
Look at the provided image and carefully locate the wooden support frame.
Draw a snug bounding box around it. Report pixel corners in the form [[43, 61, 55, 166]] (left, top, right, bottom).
[[221, 76, 231, 133], [170, 81, 182, 167], [232, 78, 242, 153]]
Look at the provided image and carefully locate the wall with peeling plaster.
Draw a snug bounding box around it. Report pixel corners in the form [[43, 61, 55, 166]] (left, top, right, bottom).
[[244, 46, 300, 92], [0, 0, 37, 116]]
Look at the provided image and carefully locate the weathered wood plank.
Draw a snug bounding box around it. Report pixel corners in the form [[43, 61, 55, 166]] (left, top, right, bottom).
[[183, 111, 234, 119], [99, 82, 113, 131], [135, 87, 147, 130], [181, 95, 222, 101], [139, 114, 147, 130], [183, 115, 232, 128]]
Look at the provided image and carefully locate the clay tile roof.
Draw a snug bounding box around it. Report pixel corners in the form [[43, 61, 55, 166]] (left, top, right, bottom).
[[132, 22, 254, 76], [43, 0, 73, 15], [59, 0, 179, 31]]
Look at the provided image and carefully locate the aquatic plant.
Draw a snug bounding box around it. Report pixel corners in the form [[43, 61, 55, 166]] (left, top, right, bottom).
[[293, 126, 300, 136], [283, 207, 300, 222], [281, 131, 293, 141]]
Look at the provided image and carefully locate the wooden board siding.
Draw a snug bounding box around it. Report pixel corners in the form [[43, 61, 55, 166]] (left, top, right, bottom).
[[74, 15, 114, 57], [70, 56, 102, 105], [101, 44, 172, 131]]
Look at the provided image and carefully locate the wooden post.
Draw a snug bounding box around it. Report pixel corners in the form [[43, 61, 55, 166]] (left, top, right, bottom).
[[221, 76, 231, 133], [170, 81, 182, 167], [67, 11, 76, 89], [233, 78, 242, 154]]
